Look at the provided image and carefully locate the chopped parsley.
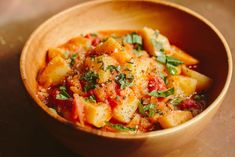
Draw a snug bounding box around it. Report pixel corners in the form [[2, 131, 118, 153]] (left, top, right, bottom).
[[70, 53, 78, 65], [56, 86, 70, 100], [143, 104, 156, 117], [85, 95, 96, 103], [80, 71, 99, 92], [151, 38, 163, 51], [115, 73, 134, 89], [169, 97, 182, 106], [106, 65, 120, 72], [148, 88, 174, 97], [123, 33, 142, 45], [138, 102, 157, 117], [105, 122, 136, 132], [156, 54, 184, 75]]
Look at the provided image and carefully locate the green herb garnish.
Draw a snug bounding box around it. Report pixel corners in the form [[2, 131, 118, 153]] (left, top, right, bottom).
[[151, 38, 163, 51], [169, 97, 182, 106], [56, 86, 70, 100], [106, 65, 120, 72], [106, 122, 136, 132], [148, 88, 174, 97], [166, 63, 178, 75], [138, 102, 146, 116], [166, 56, 184, 66], [70, 53, 78, 65], [143, 104, 156, 117], [80, 71, 99, 92], [115, 73, 134, 89], [85, 95, 96, 103], [123, 33, 142, 45]]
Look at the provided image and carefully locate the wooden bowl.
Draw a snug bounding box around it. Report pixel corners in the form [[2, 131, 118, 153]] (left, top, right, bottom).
[[20, 0, 232, 156]]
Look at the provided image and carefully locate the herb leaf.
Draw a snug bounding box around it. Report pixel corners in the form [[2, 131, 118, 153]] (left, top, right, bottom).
[[166, 56, 184, 66], [85, 95, 96, 103], [148, 88, 174, 97], [56, 86, 70, 100], [169, 97, 182, 106], [115, 73, 134, 89], [123, 33, 142, 45], [80, 71, 99, 92], [70, 54, 78, 65], [138, 102, 146, 116], [151, 38, 163, 51], [166, 63, 178, 75], [106, 122, 136, 131], [106, 65, 120, 72], [143, 104, 156, 117]]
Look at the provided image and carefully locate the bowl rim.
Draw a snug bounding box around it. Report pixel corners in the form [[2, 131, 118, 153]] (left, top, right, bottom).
[[20, 0, 233, 139]]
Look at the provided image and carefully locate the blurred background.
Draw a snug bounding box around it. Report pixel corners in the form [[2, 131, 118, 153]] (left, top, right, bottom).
[[0, 0, 234, 157]]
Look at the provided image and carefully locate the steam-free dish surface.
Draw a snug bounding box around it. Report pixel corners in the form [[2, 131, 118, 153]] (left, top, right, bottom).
[[20, 0, 232, 156], [37, 27, 212, 133]]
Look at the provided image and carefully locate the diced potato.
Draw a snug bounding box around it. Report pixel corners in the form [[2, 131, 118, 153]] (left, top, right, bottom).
[[94, 38, 123, 55], [171, 46, 199, 65], [158, 111, 193, 128], [111, 51, 132, 64], [83, 100, 112, 128], [142, 27, 171, 56], [85, 54, 118, 83], [60, 36, 91, 52], [85, 54, 118, 72], [127, 114, 141, 128], [97, 70, 111, 83], [47, 48, 69, 61], [113, 93, 139, 123], [182, 66, 212, 91], [168, 75, 197, 97], [38, 56, 71, 87]]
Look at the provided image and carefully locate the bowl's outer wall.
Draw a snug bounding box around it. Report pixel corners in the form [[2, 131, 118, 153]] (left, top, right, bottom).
[[21, 0, 230, 156]]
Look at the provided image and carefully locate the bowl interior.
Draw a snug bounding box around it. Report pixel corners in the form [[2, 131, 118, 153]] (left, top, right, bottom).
[[21, 0, 230, 134]]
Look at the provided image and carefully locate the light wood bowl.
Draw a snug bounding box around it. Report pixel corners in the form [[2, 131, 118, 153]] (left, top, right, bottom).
[[20, 0, 232, 156]]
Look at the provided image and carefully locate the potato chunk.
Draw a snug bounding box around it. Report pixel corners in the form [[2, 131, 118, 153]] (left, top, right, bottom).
[[38, 56, 71, 87], [142, 27, 171, 56], [85, 54, 118, 83], [168, 75, 197, 97], [47, 48, 69, 61], [83, 101, 112, 128], [94, 38, 123, 55], [111, 51, 132, 64], [60, 36, 91, 52], [113, 93, 139, 123], [182, 66, 212, 91], [171, 46, 199, 65], [158, 111, 193, 128]]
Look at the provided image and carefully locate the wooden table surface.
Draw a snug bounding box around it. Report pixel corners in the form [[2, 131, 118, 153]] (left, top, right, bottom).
[[0, 0, 234, 157]]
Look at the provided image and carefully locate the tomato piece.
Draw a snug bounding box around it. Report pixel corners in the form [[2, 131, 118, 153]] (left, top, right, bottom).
[[72, 94, 85, 126], [179, 99, 201, 110], [49, 87, 73, 108], [148, 76, 167, 92], [107, 97, 118, 109]]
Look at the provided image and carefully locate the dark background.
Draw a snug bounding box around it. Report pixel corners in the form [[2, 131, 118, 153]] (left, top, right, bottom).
[[0, 0, 234, 157]]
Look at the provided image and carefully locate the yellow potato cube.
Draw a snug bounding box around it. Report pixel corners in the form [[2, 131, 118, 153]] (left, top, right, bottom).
[[142, 27, 171, 56], [182, 66, 212, 91], [38, 56, 71, 87], [111, 51, 132, 64], [84, 101, 112, 128], [47, 48, 69, 61], [113, 93, 139, 123], [94, 38, 123, 55], [169, 75, 197, 97], [158, 111, 193, 128]]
